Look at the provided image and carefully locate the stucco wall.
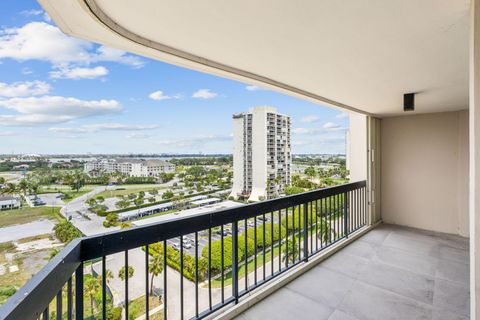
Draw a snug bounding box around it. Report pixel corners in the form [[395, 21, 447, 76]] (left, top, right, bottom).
[[381, 110, 469, 236], [348, 113, 368, 182]]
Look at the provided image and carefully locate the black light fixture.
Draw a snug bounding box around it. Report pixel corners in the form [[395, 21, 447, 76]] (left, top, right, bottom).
[[404, 93, 415, 112]]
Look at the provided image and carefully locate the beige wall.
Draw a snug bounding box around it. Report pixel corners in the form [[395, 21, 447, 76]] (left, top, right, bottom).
[[348, 113, 368, 182], [381, 110, 469, 236]]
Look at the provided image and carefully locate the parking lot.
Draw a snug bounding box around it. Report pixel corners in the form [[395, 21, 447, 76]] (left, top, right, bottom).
[[164, 214, 277, 256]]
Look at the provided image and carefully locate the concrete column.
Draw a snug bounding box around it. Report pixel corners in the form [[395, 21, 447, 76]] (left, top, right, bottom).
[[470, 0, 480, 317], [367, 116, 381, 225]]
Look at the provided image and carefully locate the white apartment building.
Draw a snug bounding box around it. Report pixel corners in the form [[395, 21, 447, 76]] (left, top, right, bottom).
[[84, 158, 175, 177], [231, 106, 291, 201]]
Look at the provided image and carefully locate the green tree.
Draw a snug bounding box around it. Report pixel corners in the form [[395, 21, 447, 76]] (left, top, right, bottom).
[[282, 237, 299, 264], [118, 266, 134, 281], [162, 190, 174, 200], [115, 200, 130, 210], [304, 166, 316, 181], [17, 179, 29, 195], [148, 253, 164, 296], [84, 276, 100, 318]]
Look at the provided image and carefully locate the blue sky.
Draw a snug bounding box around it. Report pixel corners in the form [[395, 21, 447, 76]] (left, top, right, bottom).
[[0, 1, 349, 155]]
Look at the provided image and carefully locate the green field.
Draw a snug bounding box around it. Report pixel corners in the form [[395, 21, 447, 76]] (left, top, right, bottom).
[[0, 206, 63, 228], [38, 184, 96, 203], [95, 184, 167, 199]]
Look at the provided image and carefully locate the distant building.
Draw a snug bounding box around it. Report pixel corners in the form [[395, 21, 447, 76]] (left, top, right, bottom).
[[84, 158, 175, 177], [0, 194, 21, 210], [230, 106, 291, 201]]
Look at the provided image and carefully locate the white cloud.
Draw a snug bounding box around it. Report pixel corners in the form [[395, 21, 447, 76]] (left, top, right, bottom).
[[0, 114, 75, 126], [0, 22, 144, 68], [323, 122, 342, 130], [293, 127, 313, 134], [245, 85, 263, 91], [0, 96, 121, 126], [148, 90, 182, 101], [156, 135, 231, 147], [20, 9, 43, 17], [192, 89, 218, 99], [293, 123, 346, 135], [336, 112, 349, 119], [50, 66, 108, 79], [126, 133, 151, 139], [0, 131, 17, 136], [300, 115, 320, 123], [49, 123, 159, 134], [0, 81, 50, 97], [149, 91, 170, 101], [93, 46, 144, 69]]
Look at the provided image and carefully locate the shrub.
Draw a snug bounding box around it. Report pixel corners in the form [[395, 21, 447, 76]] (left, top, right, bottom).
[[54, 221, 81, 243], [244, 223, 286, 248], [201, 236, 255, 273], [284, 186, 305, 195], [162, 190, 174, 200], [0, 285, 16, 297]]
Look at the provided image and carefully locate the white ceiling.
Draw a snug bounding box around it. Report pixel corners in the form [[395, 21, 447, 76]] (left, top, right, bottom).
[[40, 0, 471, 117]]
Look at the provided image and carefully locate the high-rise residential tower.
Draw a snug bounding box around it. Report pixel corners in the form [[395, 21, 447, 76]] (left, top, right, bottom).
[[231, 106, 291, 201]]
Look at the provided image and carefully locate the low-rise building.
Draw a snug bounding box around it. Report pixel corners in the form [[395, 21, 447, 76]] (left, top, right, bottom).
[[84, 158, 175, 177], [0, 194, 21, 210]]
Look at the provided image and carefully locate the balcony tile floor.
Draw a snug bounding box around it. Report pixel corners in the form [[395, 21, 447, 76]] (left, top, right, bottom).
[[236, 223, 470, 320]]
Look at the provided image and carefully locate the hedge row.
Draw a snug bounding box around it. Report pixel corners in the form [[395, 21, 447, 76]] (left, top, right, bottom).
[[108, 188, 227, 215]]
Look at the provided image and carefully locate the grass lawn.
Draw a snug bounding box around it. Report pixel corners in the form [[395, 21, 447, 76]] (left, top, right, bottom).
[[95, 184, 167, 199], [39, 184, 96, 203], [128, 294, 163, 319], [0, 206, 63, 228]]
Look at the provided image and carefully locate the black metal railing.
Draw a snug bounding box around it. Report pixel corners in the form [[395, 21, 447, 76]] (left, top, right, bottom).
[[0, 181, 367, 320]]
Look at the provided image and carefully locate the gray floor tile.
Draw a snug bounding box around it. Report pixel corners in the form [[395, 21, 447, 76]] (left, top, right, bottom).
[[358, 261, 435, 304], [240, 287, 333, 320], [432, 308, 469, 320], [339, 240, 377, 260], [287, 266, 355, 308], [383, 232, 437, 256], [436, 259, 469, 286], [321, 251, 370, 279], [374, 245, 438, 277], [338, 281, 432, 320], [436, 244, 469, 264], [433, 278, 469, 317], [328, 310, 360, 320], [235, 225, 470, 320], [357, 228, 390, 245]]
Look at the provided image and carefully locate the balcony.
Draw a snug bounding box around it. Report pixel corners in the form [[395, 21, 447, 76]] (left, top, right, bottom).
[[235, 224, 469, 320], [0, 182, 368, 320], [1, 180, 468, 320]]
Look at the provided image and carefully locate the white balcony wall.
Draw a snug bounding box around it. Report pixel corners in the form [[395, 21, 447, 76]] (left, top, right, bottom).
[[381, 110, 469, 236]]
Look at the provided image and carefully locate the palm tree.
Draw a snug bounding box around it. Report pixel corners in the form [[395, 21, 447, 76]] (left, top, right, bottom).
[[84, 277, 100, 318], [99, 269, 114, 286], [282, 238, 299, 264], [148, 253, 164, 296], [118, 266, 134, 281], [17, 179, 29, 195]]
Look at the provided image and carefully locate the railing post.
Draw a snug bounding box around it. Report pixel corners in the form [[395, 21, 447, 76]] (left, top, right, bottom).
[[303, 203, 308, 262], [232, 220, 239, 303], [344, 192, 348, 237], [75, 262, 84, 320]]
